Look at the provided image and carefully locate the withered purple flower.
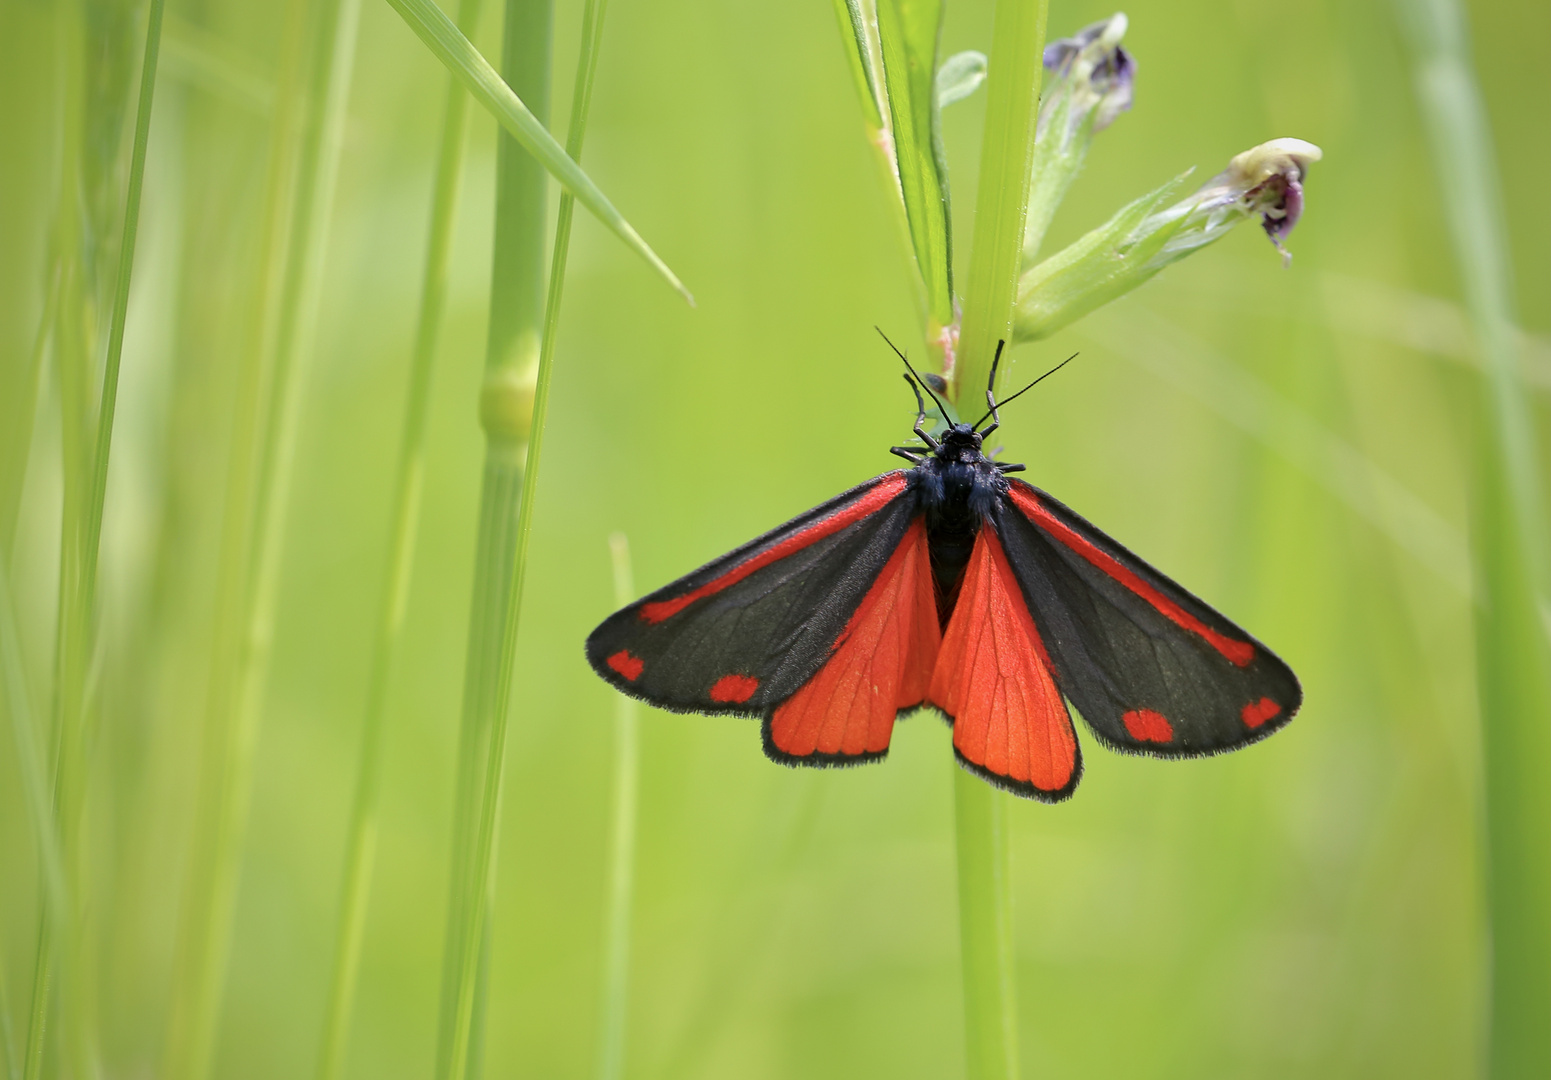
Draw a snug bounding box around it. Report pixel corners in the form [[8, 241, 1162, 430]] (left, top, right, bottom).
[[1040, 14, 1136, 138]]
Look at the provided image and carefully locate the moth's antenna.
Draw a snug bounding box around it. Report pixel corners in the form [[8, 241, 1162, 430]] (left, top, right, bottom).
[[972, 352, 1079, 430], [876, 327, 951, 426]]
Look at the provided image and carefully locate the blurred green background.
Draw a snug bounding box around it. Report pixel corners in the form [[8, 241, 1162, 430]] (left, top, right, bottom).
[[2, 0, 1548, 1077]]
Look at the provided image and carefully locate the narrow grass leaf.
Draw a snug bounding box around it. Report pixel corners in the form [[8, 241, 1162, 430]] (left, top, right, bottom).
[[831, 0, 885, 129], [163, 1, 361, 1077], [876, 0, 952, 326], [312, 2, 485, 1078], [1392, 0, 1551, 1073], [596, 530, 639, 1080], [384, 0, 690, 304]]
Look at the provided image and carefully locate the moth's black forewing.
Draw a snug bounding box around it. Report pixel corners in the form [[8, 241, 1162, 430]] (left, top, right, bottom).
[[996, 480, 1301, 757], [586, 473, 919, 716]]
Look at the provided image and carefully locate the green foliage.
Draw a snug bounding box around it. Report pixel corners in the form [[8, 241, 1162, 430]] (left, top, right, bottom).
[[0, 2, 1547, 1079]]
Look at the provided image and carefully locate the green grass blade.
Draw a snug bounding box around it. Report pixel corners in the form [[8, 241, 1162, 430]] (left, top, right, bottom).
[[383, 0, 691, 305], [0, 258, 58, 557], [0, 561, 67, 972], [597, 530, 639, 1080], [312, 3, 485, 1079], [954, 0, 1046, 405], [83, 0, 165, 677], [876, 0, 952, 327], [162, 1, 361, 1076], [1392, 0, 1551, 1074], [831, 0, 884, 129]]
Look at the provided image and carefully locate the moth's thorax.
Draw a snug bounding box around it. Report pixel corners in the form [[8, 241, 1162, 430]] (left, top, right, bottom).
[[911, 424, 1007, 522]]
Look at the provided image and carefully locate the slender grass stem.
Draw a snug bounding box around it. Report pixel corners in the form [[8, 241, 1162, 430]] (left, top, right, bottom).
[[0, 560, 68, 1053], [597, 530, 638, 1080], [312, 2, 485, 1078], [82, 0, 166, 632], [1392, 1, 1551, 1074], [433, 1, 555, 1075], [163, 1, 361, 1076], [27, 8, 92, 1076], [948, 2, 1047, 1078], [1, 259, 60, 557]]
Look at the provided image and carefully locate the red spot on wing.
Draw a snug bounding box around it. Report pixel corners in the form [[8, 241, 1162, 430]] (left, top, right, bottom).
[[639, 474, 908, 624], [928, 526, 1077, 794], [770, 520, 939, 758], [1241, 697, 1282, 729], [607, 650, 644, 681], [710, 674, 759, 703], [1007, 485, 1255, 668], [1122, 708, 1174, 743]]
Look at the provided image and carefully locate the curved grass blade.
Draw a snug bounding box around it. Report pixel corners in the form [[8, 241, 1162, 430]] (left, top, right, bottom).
[[384, 0, 691, 304]]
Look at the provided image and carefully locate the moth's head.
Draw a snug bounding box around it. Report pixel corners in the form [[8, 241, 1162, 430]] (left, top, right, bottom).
[[937, 424, 984, 461]]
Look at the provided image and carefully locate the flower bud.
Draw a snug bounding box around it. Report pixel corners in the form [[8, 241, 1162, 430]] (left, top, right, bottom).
[[1039, 14, 1136, 142], [1014, 138, 1323, 341], [1024, 13, 1136, 261]]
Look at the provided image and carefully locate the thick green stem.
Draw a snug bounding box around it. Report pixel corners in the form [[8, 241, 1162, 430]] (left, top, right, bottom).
[[1392, 1, 1551, 1074], [954, 0, 1046, 404], [433, 2, 554, 1077], [948, 2, 1046, 1078], [954, 770, 1019, 1080], [313, 5, 484, 1080]]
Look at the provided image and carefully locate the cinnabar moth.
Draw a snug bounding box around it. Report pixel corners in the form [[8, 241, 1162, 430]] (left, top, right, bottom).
[[586, 341, 1301, 802]]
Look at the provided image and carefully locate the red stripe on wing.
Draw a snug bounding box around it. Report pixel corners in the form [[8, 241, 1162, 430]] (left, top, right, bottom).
[[1006, 484, 1255, 668], [640, 474, 909, 624], [768, 519, 939, 758], [929, 526, 1077, 796]]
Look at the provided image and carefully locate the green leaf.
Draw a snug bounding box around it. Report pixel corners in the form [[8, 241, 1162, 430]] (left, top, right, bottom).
[[384, 0, 691, 304], [830, 0, 884, 129], [1013, 173, 1194, 341], [876, 0, 952, 325], [935, 50, 987, 108]]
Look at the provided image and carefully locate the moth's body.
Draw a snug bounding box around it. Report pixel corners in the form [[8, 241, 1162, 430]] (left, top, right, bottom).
[[911, 425, 1007, 625], [586, 347, 1301, 801]]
